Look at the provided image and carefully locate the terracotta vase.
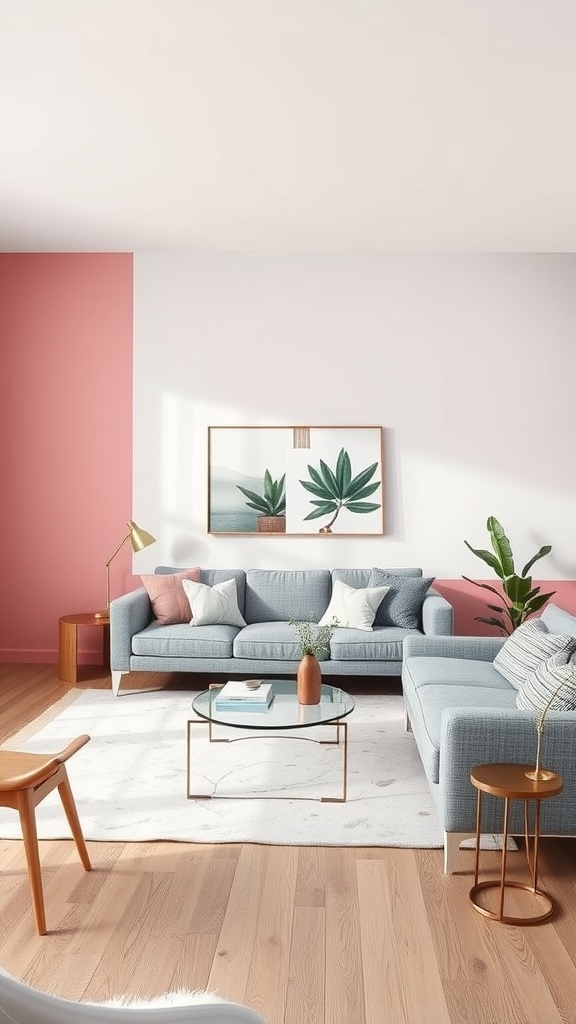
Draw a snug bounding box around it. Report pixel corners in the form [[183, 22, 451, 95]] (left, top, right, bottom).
[[297, 654, 322, 705], [257, 515, 286, 533]]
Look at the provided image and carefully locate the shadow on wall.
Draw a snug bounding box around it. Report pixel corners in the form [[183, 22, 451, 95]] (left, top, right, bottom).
[[433, 579, 576, 637]]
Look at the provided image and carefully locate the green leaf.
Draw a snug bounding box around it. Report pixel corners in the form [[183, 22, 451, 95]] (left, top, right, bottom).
[[236, 485, 264, 505], [486, 603, 506, 614], [462, 576, 504, 599], [486, 517, 515, 577], [344, 501, 381, 513], [263, 468, 273, 497], [343, 481, 380, 502], [303, 504, 338, 521], [521, 545, 552, 577], [308, 499, 338, 510], [523, 591, 556, 615], [464, 541, 504, 578], [475, 615, 509, 634], [318, 459, 340, 499], [300, 479, 334, 499], [307, 465, 327, 490], [335, 448, 352, 495], [503, 574, 533, 605], [344, 462, 378, 500]]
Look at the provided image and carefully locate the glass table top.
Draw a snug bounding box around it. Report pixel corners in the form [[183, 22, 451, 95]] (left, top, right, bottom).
[[192, 680, 355, 731]]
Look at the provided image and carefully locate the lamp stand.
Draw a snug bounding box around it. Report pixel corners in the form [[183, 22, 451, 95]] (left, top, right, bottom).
[[94, 530, 133, 619]]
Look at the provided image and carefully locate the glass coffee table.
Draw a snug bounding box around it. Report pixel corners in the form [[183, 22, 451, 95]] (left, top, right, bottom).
[[188, 680, 355, 802]]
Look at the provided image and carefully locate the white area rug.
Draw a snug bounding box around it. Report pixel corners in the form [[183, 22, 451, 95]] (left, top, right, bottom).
[[0, 689, 483, 849]]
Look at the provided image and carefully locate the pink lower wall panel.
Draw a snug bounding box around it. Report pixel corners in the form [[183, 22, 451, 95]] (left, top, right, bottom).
[[434, 579, 576, 635], [0, 253, 134, 663]]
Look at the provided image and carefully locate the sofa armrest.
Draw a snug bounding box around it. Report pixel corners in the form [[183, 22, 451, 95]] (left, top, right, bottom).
[[110, 588, 152, 671], [421, 590, 454, 636], [440, 707, 576, 833], [403, 634, 505, 661]]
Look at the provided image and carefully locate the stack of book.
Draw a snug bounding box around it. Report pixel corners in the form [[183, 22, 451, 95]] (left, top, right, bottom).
[[214, 680, 275, 713]]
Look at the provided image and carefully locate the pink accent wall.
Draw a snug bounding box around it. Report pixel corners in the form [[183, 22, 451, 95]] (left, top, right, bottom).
[[0, 254, 134, 663]]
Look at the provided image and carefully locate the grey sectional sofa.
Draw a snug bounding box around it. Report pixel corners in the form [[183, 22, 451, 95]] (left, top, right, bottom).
[[110, 566, 454, 697], [402, 603, 576, 874]]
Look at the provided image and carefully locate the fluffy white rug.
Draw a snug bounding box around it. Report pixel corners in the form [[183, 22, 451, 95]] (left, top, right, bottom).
[[0, 688, 472, 848]]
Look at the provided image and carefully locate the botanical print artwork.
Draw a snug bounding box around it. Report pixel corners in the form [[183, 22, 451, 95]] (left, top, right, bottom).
[[208, 426, 384, 535]]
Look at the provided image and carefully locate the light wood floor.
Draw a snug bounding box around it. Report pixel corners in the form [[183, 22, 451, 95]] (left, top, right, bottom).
[[1, 664, 576, 1024]]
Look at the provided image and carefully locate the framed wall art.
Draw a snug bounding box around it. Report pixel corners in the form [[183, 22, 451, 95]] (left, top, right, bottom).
[[208, 425, 384, 536]]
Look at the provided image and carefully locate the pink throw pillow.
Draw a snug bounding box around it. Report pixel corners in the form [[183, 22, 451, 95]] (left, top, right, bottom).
[[141, 568, 202, 625]]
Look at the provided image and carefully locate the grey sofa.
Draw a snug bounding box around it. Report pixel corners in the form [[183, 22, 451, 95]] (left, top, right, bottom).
[[110, 566, 453, 697], [402, 603, 576, 874]]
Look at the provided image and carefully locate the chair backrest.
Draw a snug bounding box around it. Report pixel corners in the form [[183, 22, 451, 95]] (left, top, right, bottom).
[[0, 966, 268, 1023]]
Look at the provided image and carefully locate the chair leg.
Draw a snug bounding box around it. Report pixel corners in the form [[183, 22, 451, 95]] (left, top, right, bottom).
[[57, 769, 91, 871], [17, 790, 46, 935]]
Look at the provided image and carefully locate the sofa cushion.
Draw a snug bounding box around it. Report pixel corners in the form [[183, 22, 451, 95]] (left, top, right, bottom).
[[232, 621, 329, 661], [493, 619, 576, 690], [404, 655, 513, 691], [132, 622, 238, 659], [516, 650, 576, 712], [330, 626, 411, 662], [243, 569, 331, 624], [182, 578, 246, 628], [369, 568, 435, 629], [140, 568, 201, 625], [539, 603, 576, 637], [318, 579, 389, 631], [409, 682, 519, 784]]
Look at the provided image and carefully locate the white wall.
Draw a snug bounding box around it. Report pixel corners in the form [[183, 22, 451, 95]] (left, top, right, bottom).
[[133, 254, 576, 579]]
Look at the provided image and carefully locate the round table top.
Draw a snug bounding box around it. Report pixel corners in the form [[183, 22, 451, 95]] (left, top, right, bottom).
[[470, 763, 563, 800], [192, 680, 355, 731], [59, 613, 110, 626]]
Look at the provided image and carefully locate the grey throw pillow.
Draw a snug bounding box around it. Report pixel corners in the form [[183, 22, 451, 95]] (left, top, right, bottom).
[[516, 650, 576, 712], [368, 569, 435, 629], [493, 619, 576, 691]]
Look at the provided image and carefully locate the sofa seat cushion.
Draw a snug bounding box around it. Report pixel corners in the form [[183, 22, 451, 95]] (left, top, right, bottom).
[[232, 621, 329, 661], [404, 656, 513, 691], [330, 626, 413, 662], [132, 622, 238, 659], [409, 682, 519, 784]]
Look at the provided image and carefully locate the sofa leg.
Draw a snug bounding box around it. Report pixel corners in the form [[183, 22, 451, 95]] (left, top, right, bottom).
[[404, 709, 412, 732], [111, 671, 124, 697], [443, 832, 474, 874]]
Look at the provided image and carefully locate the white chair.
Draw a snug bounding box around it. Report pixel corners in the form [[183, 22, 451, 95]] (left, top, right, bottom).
[[0, 965, 268, 1023]]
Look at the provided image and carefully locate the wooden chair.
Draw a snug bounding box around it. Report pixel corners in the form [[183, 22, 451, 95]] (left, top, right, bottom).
[[0, 734, 91, 934]]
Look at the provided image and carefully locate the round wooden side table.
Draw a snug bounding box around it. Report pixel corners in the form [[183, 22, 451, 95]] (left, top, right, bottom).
[[469, 763, 563, 925], [58, 613, 110, 684]]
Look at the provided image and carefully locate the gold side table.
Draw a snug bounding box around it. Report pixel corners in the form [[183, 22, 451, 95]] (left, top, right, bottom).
[[58, 613, 110, 683], [469, 763, 562, 925]]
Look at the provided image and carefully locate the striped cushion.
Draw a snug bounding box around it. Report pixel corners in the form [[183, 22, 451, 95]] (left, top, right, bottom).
[[493, 619, 576, 690], [516, 651, 576, 712]]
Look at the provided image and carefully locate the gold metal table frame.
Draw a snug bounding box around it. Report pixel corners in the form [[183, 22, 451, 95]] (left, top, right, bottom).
[[469, 763, 563, 925], [187, 683, 351, 803]]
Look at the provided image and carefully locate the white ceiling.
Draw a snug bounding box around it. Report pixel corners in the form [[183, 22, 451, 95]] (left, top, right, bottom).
[[1, 0, 576, 252]]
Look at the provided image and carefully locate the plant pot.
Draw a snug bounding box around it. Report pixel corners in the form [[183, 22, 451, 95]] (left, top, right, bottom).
[[256, 515, 286, 533], [297, 654, 322, 705]]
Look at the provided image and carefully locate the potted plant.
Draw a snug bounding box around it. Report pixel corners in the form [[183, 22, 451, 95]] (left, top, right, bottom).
[[237, 470, 286, 532], [299, 447, 381, 533], [463, 516, 555, 635], [290, 616, 339, 704]]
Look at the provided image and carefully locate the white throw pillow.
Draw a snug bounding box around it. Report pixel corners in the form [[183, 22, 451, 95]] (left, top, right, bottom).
[[182, 578, 246, 628], [493, 618, 576, 691], [318, 578, 389, 632], [516, 650, 576, 712]]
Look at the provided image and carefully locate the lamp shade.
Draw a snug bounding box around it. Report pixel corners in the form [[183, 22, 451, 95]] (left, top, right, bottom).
[[127, 520, 156, 552]]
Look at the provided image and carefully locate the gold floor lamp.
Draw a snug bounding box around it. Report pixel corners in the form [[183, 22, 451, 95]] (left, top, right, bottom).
[[95, 520, 156, 618]]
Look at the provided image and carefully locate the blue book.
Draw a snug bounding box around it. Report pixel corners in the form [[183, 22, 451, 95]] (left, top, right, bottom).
[[214, 695, 275, 713]]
